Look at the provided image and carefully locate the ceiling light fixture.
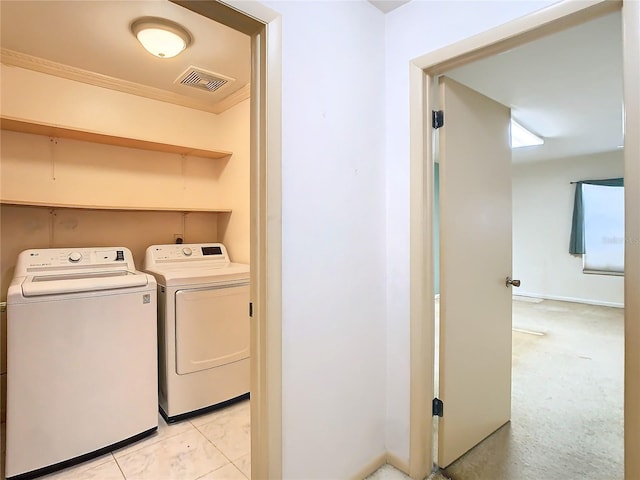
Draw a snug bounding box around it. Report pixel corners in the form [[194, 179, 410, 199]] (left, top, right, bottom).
[[510, 119, 544, 148], [131, 17, 192, 59]]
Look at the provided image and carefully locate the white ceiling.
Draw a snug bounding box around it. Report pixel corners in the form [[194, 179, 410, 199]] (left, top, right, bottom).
[[0, 2, 623, 164], [0, 1, 251, 114], [368, 1, 412, 14], [447, 10, 623, 163]]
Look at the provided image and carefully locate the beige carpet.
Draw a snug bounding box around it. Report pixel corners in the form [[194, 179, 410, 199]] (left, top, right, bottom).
[[439, 298, 624, 480]]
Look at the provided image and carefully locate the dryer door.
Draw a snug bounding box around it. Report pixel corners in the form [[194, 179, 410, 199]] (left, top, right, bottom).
[[175, 283, 250, 375]]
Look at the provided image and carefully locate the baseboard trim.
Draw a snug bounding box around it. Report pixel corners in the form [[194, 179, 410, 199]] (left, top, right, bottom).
[[387, 451, 410, 475], [350, 453, 387, 480], [515, 292, 624, 309], [349, 451, 412, 480]]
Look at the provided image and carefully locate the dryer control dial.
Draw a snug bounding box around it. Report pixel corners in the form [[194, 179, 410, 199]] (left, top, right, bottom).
[[68, 252, 82, 263], [182, 247, 193, 257]]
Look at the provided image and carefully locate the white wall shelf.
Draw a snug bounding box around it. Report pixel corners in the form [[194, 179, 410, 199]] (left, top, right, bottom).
[[1, 117, 233, 160], [0, 199, 231, 214], [1, 116, 234, 213]]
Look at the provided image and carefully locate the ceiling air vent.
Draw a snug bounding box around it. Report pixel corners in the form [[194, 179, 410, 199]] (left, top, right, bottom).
[[175, 67, 233, 93]]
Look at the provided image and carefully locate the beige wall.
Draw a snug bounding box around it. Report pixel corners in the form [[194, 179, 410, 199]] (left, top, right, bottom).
[[512, 150, 625, 307], [215, 99, 250, 264], [0, 66, 250, 262], [0, 67, 250, 431], [0, 206, 222, 297], [1, 130, 231, 210], [1, 66, 237, 152]]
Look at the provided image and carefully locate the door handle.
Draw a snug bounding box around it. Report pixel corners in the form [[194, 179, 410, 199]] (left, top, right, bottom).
[[506, 276, 521, 288]]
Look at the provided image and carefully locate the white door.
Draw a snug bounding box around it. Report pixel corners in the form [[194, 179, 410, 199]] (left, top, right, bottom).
[[437, 76, 514, 467]]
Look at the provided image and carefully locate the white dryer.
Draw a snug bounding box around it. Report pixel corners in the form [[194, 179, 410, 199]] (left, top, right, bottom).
[[143, 243, 250, 422], [6, 247, 158, 480]]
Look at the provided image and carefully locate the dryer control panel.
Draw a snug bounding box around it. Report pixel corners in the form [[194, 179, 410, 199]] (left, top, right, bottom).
[[145, 243, 230, 266]]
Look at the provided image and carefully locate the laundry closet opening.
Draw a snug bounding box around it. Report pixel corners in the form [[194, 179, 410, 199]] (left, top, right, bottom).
[[0, 1, 265, 478]]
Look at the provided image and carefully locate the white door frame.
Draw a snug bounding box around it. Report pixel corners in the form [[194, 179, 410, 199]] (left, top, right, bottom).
[[408, 1, 639, 478], [171, 2, 283, 478]]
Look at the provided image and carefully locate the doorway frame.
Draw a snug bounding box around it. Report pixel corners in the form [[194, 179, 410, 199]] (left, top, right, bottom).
[[408, 0, 639, 478], [171, 1, 283, 478]]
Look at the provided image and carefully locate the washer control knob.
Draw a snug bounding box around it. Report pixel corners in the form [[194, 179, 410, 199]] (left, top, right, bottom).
[[182, 247, 193, 257], [68, 252, 82, 263]]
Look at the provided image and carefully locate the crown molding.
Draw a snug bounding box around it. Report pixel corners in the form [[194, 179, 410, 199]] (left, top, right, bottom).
[[0, 48, 249, 114], [213, 83, 251, 113]]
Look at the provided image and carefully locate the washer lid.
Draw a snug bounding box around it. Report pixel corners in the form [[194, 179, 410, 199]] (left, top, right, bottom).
[[144, 262, 249, 286]]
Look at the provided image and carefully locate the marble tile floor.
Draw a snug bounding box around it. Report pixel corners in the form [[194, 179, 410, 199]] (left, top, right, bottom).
[[33, 399, 250, 480]]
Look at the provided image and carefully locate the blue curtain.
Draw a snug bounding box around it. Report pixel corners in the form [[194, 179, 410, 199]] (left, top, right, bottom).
[[569, 178, 624, 254]]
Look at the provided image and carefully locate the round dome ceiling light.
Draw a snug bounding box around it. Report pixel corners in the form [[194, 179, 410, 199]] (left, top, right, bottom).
[[131, 17, 192, 59]]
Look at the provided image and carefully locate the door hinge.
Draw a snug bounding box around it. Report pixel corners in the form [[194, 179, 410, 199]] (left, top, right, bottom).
[[432, 110, 444, 129], [432, 397, 444, 417], [249, 302, 254, 317]]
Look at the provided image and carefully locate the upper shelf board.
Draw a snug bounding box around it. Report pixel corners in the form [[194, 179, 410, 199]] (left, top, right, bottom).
[[0, 199, 231, 213], [1, 117, 233, 160]]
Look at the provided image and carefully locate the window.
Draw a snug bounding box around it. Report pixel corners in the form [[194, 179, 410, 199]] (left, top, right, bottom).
[[569, 178, 624, 275], [582, 183, 624, 274]]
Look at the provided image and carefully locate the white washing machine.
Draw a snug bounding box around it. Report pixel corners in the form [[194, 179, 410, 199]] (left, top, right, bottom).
[[143, 243, 250, 422], [6, 247, 158, 480]]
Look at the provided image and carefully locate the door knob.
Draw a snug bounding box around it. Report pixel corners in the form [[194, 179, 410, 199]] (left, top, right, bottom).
[[506, 277, 521, 288]]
